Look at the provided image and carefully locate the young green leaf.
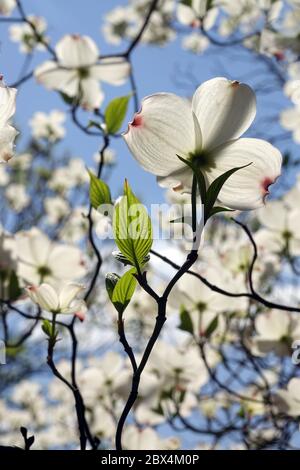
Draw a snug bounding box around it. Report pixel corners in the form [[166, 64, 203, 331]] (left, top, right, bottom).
[[105, 273, 120, 301], [9, 271, 22, 301], [181, 0, 193, 7], [205, 315, 219, 338], [204, 163, 252, 222], [41, 319, 52, 338], [179, 306, 194, 335], [113, 180, 152, 271], [59, 91, 77, 106], [111, 268, 137, 315], [112, 251, 150, 267], [88, 169, 112, 209], [105, 95, 131, 134]]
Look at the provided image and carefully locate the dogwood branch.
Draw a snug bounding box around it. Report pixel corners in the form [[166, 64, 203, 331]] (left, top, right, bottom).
[[115, 187, 201, 450]]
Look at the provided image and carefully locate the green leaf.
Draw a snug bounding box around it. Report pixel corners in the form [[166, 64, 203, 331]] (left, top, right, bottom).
[[8, 271, 22, 301], [88, 169, 112, 209], [151, 403, 165, 416], [42, 319, 52, 338], [208, 206, 235, 218], [179, 306, 194, 335], [204, 163, 252, 222], [113, 180, 152, 271], [87, 120, 103, 131], [59, 91, 77, 106], [205, 315, 219, 338], [111, 268, 137, 315], [105, 95, 131, 134], [105, 273, 120, 302], [181, 0, 192, 7]]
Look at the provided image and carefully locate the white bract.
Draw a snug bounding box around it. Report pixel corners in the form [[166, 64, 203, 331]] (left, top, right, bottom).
[[274, 378, 300, 417], [26, 282, 86, 317], [5, 183, 30, 212], [0, 165, 9, 185], [48, 158, 89, 194], [44, 196, 70, 225], [9, 152, 32, 170], [280, 106, 300, 144], [102, 6, 138, 45], [182, 32, 209, 54], [0, 229, 17, 272], [257, 200, 300, 256], [123, 77, 282, 210], [252, 310, 300, 357], [0, 78, 17, 162], [29, 110, 66, 142], [122, 425, 180, 450], [0, 0, 16, 16], [35, 34, 130, 110], [177, 0, 209, 26], [58, 206, 89, 243], [177, 0, 218, 30]]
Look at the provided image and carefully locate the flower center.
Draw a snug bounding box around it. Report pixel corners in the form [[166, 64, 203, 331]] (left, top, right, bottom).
[[188, 150, 215, 171], [196, 301, 207, 313], [77, 67, 90, 79], [282, 230, 292, 241], [37, 265, 52, 278]]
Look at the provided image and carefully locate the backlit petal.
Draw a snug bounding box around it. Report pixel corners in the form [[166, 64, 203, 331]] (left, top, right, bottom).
[[206, 138, 282, 210], [192, 77, 256, 151], [56, 34, 99, 68], [91, 57, 130, 85], [123, 93, 199, 177]]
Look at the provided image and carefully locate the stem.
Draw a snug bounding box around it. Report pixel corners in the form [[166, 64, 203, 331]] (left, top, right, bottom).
[[115, 298, 167, 450], [46, 314, 89, 450]]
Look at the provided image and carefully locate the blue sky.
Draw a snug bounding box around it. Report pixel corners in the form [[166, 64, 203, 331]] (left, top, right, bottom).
[[1, 2, 299, 449], [0, 0, 296, 207]]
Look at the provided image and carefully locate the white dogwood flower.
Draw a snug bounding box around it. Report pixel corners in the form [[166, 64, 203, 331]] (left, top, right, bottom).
[[44, 196, 70, 225], [26, 282, 86, 317], [29, 110, 66, 142], [15, 228, 87, 286], [35, 34, 130, 110], [5, 183, 30, 212], [177, 0, 208, 26], [257, 199, 300, 256], [0, 78, 17, 162], [280, 106, 300, 144], [122, 425, 180, 450], [182, 32, 209, 54], [9, 15, 48, 53], [252, 310, 300, 357], [177, 0, 218, 29], [123, 77, 282, 210]]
